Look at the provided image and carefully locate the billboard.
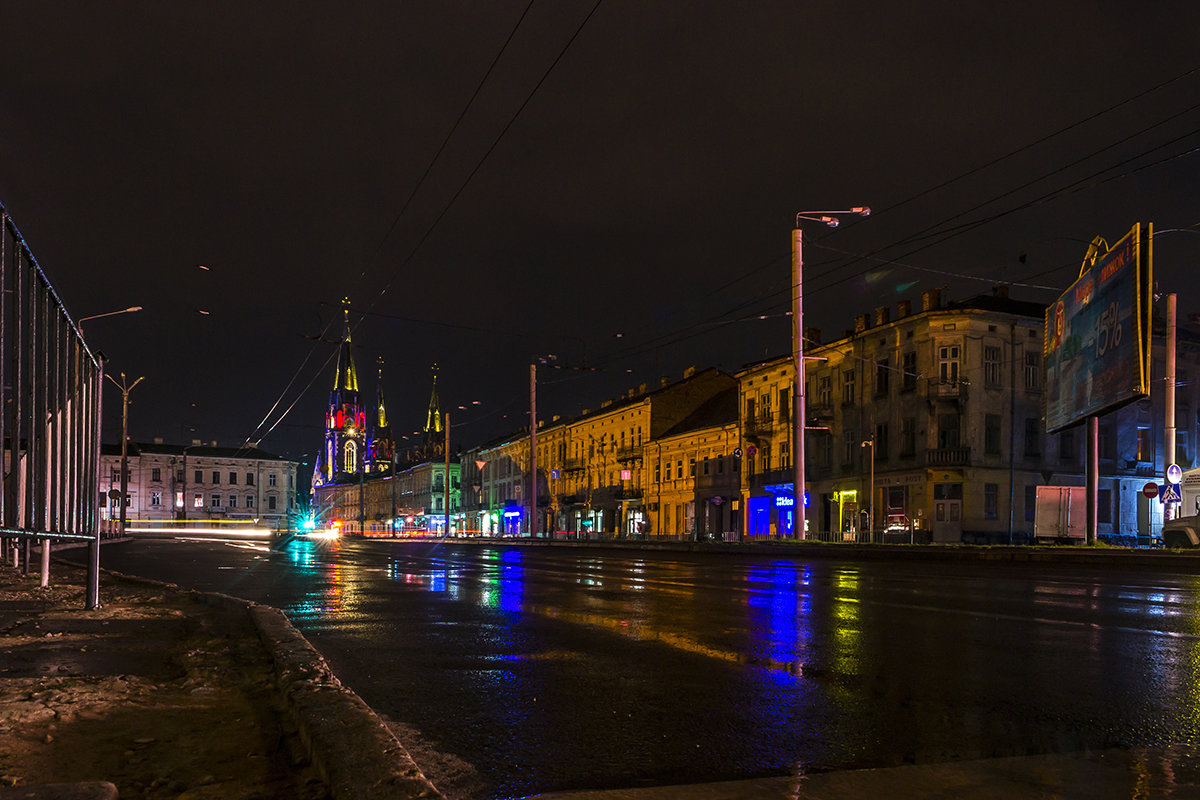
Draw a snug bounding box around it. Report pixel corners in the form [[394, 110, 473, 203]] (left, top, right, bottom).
[[1043, 223, 1152, 434]]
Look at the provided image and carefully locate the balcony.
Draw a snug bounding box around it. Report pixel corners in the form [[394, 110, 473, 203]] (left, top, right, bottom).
[[750, 468, 794, 491], [926, 446, 971, 467], [929, 379, 965, 400], [617, 487, 643, 500], [615, 446, 642, 463], [562, 459, 585, 472], [744, 413, 775, 440]]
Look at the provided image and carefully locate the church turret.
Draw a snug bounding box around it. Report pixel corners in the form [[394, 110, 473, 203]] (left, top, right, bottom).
[[367, 357, 394, 473], [316, 298, 366, 486], [423, 363, 443, 455]]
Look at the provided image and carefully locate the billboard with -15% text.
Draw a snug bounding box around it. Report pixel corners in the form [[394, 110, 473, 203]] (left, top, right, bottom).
[[1043, 222, 1153, 434]]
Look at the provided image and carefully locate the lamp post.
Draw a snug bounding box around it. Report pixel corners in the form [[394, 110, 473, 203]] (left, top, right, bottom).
[[78, 306, 142, 334], [105, 372, 144, 537], [861, 434, 875, 540], [793, 208, 870, 540]]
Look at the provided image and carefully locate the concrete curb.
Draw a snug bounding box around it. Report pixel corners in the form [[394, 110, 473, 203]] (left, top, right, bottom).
[[81, 566, 444, 800]]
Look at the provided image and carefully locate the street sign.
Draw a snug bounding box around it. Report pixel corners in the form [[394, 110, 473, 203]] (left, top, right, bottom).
[[733, 448, 742, 459], [1161, 483, 1182, 504], [1167, 464, 1183, 484], [747, 445, 758, 457], [1142, 481, 1159, 499]]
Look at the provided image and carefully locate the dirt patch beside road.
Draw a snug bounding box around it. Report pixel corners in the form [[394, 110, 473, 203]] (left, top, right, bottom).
[[0, 562, 327, 799]]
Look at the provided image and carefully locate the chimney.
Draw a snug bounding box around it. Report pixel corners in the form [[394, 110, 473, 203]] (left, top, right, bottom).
[[854, 313, 871, 333], [896, 300, 911, 319], [874, 306, 890, 326], [683, 365, 696, 379], [992, 284, 1009, 299], [153, 436, 164, 444], [660, 376, 670, 387], [804, 326, 821, 345], [552, 415, 560, 422], [601, 399, 613, 408], [638, 383, 648, 394], [191, 439, 202, 447], [922, 289, 942, 311]]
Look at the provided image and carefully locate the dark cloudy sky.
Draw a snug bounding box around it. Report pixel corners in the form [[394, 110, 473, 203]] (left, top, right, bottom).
[[2, 2, 1199, 467]]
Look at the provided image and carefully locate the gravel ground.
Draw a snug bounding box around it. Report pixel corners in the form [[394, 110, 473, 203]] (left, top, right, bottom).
[[0, 559, 329, 799]]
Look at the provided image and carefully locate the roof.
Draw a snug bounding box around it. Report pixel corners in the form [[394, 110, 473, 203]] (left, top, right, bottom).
[[101, 441, 291, 462], [656, 387, 738, 439]]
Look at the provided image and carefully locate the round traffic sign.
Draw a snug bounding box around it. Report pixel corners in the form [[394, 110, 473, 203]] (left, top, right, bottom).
[[1167, 464, 1183, 484], [1143, 481, 1159, 499]]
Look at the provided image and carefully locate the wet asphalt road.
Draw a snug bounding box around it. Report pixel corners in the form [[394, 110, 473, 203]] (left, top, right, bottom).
[[99, 534, 1200, 799]]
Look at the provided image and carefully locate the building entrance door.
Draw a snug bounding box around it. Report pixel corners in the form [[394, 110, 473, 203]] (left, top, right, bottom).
[[932, 482, 963, 543]]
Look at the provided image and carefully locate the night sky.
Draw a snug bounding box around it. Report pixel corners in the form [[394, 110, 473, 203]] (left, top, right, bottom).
[[2, 2, 1199, 471]]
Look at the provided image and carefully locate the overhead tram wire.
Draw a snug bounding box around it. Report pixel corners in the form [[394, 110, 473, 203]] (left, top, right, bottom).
[[343, 0, 537, 302], [239, 1, 543, 449]]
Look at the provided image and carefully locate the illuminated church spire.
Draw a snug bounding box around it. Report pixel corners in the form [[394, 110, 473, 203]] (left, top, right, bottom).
[[333, 297, 359, 393], [313, 297, 366, 488], [367, 356, 394, 473], [423, 364, 442, 449]]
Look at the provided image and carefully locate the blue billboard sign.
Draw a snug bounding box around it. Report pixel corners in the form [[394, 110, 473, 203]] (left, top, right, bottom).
[[1043, 223, 1152, 434]]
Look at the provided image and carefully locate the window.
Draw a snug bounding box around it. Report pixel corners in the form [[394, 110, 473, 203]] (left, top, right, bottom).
[[1100, 424, 1114, 460], [844, 429, 857, 465], [110, 469, 119, 483], [900, 417, 915, 457], [875, 358, 890, 396], [938, 414, 960, 449], [875, 423, 889, 460], [778, 387, 790, 421], [654, 460, 661, 482], [702, 457, 710, 475], [1024, 418, 1041, 457], [760, 392, 771, 419], [268, 496, 277, 511], [194, 470, 203, 484], [268, 473, 277, 487], [778, 441, 790, 471], [343, 441, 356, 473], [676, 460, 683, 480], [985, 414, 1002, 455], [229, 471, 238, 485], [193, 493, 203, 508], [718, 457, 725, 474], [246, 473, 254, 486], [246, 494, 254, 508], [228, 495, 237, 509], [1024, 484, 1036, 522], [745, 396, 756, 422], [842, 369, 856, 404], [984, 483, 998, 519], [818, 375, 832, 406], [1178, 431, 1190, 467], [1060, 430, 1076, 463], [210, 470, 219, 484], [1098, 488, 1112, 524], [819, 432, 832, 467], [1024, 351, 1042, 391], [984, 345, 1002, 387], [150, 490, 162, 507], [211, 494, 221, 507], [151, 467, 162, 483], [902, 352, 917, 392], [689, 458, 696, 476], [938, 344, 960, 384]]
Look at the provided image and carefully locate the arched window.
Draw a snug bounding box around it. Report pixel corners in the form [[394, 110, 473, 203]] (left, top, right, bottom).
[[344, 440, 357, 473]]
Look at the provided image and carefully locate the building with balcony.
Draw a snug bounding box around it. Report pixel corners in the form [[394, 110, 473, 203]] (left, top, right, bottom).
[[100, 440, 299, 530]]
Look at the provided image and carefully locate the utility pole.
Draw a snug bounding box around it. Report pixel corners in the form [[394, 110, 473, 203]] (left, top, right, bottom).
[[530, 362, 537, 538], [1165, 292, 1177, 523], [444, 411, 451, 537], [793, 208, 869, 540], [862, 434, 875, 539], [106, 372, 144, 538]]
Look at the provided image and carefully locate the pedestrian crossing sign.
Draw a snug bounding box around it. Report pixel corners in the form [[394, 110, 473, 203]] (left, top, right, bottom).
[[1161, 483, 1182, 504]]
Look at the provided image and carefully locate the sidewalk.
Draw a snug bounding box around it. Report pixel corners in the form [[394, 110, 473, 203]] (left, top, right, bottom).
[[0, 560, 441, 800]]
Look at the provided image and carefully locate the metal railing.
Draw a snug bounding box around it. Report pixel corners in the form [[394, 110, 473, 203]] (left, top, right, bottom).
[[0, 204, 105, 607]]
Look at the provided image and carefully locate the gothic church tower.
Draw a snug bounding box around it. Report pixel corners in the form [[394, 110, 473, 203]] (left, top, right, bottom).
[[315, 298, 366, 487]]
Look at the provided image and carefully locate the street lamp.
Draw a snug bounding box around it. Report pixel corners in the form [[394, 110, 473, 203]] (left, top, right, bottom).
[[78, 306, 142, 333], [793, 207, 869, 540], [861, 434, 875, 539], [105, 371, 145, 537]]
